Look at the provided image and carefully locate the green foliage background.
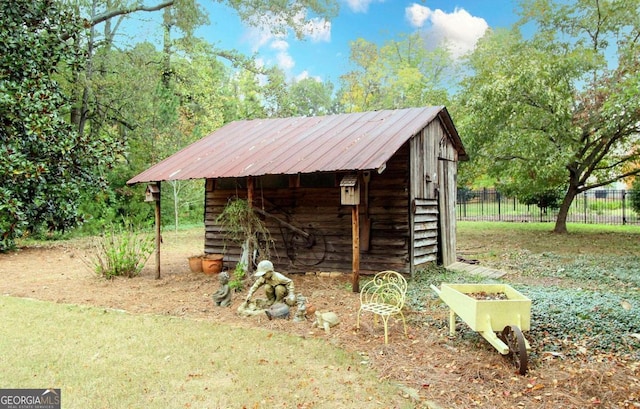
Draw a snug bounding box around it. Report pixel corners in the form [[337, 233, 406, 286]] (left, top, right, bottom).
[[0, 0, 119, 250], [2, 0, 639, 250]]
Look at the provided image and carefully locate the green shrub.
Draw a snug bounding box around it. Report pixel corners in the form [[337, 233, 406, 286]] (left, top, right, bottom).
[[84, 223, 154, 279], [229, 262, 246, 292], [519, 188, 565, 211]]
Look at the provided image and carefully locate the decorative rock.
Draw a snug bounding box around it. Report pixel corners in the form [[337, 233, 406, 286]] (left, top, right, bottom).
[[265, 302, 290, 320]]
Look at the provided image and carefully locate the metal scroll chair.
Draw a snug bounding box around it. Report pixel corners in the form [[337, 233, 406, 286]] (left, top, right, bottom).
[[356, 270, 408, 344]]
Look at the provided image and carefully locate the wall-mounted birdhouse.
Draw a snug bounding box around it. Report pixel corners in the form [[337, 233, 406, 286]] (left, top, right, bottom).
[[145, 183, 160, 202], [340, 174, 360, 205]]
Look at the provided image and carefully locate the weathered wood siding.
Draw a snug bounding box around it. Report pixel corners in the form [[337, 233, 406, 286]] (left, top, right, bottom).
[[409, 122, 439, 200], [408, 121, 443, 274], [411, 198, 439, 268], [204, 144, 412, 274], [438, 122, 459, 266]]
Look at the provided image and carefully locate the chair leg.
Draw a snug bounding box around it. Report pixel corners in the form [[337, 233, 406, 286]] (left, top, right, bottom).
[[399, 312, 408, 337], [356, 309, 362, 330], [382, 316, 389, 344]]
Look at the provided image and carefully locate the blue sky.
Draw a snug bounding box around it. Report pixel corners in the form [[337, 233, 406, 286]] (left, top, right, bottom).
[[128, 1, 521, 84]]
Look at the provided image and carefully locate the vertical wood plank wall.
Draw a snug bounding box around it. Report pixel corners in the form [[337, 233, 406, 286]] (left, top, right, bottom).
[[409, 121, 442, 274], [204, 143, 413, 274]]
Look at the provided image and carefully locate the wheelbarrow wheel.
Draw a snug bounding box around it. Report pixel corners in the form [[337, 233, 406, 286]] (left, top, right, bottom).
[[499, 325, 528, 375]]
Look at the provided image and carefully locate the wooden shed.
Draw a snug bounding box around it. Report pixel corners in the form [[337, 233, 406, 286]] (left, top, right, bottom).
[[128, 107, 467, 276]]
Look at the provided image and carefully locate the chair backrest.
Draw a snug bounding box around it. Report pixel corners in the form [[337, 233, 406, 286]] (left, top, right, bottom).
[[359, 270, 407, 308]]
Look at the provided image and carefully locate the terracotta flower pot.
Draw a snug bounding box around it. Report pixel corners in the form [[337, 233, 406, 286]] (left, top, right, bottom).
[[202, 254, 223, 275], [188, 256, 203, 273]]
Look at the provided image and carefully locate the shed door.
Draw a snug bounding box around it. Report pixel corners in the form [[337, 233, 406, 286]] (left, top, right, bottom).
[[409, 124, 441, 275], [437, 128, 459, 267]]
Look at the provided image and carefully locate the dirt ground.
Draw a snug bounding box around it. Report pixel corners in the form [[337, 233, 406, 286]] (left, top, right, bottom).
[[1, 234, 638, 408]]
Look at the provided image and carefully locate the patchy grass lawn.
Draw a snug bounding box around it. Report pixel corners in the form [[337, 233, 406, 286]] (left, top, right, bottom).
[[456, 221, 639, 257], [0, 296, 412, 409]]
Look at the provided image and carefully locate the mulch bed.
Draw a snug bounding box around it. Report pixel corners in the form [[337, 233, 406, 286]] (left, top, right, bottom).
[[1, 246, 638, 408]]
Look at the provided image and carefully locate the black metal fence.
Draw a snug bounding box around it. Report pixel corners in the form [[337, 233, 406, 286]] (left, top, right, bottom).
[[456, 188, 640, 225]]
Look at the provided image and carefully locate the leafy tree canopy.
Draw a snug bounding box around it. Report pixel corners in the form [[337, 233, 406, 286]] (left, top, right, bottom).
[[87, 0, 338, 40], [339, 33, 454, 112], [0, 0, 122, 251], [458, 0, 640, 233], [262, 67, 338, 117]]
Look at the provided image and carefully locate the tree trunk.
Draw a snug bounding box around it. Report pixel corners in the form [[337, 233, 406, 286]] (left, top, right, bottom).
[[170, 180, 181, 232], [162, 7, 173, 89], [553, 185, 579, 234], [73, 0, 97, 137]]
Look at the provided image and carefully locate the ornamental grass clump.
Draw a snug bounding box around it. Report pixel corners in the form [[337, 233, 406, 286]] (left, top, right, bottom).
[[85, 223, 154, 279]]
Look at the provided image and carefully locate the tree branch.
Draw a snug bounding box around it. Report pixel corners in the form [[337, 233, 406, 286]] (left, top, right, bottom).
[[91, 0, 175, 27], [594, 152, 640, 171], [495, 155, 530, 162], [582, 168, 640, 191], [214, 50, 266, 75]]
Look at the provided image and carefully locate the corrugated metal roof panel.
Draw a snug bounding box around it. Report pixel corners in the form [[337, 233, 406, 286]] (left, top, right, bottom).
[[127, 106, 465, 184]]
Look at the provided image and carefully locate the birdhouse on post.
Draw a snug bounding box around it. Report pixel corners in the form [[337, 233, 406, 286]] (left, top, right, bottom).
[[340, 174, 361, 293], [145, 183, 160, 202], [340, 174, 360, 205]]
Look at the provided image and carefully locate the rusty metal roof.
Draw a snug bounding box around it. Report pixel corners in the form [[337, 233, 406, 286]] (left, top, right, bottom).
[[127, 106, 466, 184]]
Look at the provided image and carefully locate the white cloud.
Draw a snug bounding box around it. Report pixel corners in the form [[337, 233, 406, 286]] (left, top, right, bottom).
[[345, 0, 385, 13], [276, 51, 295, 70], [270, 40, 295, 70], [271, 39, 289, 52], [405, 4, 488, 58], [405, 3, 431, 28], [244, 26, 279, 52], [240, 10, 331, 79]]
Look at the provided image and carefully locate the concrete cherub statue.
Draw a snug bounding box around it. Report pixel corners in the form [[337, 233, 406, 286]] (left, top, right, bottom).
[[212, 271, 232, 307]]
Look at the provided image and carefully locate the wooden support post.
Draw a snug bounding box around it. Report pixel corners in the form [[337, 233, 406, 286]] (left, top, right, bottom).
[[352, 204, 360, 292], [246, 176, 254, 274], [154, 183, 161, 280], [247, 176, 254, 207]]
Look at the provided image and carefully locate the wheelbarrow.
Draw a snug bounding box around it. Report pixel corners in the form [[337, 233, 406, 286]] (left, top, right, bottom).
[[431, 283, 531, 374]]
